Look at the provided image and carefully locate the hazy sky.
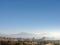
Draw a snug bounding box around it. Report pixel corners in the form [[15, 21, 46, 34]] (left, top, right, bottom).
[[0, 0, 60, 34]]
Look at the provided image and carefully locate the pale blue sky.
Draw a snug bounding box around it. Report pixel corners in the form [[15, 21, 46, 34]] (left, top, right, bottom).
[[0, 0, 60, 34]]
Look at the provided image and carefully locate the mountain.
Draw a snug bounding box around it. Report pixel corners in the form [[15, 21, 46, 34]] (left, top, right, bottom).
[[0, 32, 58, 40], [8, 32, 35, 38], [0, 33, 8, 37], [0, 32, 43, 38]]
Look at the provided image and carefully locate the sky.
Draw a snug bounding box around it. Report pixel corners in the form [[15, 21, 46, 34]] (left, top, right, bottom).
[[0, 0, 60, 34]]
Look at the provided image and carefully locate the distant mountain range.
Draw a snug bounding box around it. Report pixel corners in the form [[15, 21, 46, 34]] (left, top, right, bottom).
[[0, 32, 59, 40]]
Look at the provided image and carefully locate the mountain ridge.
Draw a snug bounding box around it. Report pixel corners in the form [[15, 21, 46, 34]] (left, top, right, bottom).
[[0, 32, 59, 40]]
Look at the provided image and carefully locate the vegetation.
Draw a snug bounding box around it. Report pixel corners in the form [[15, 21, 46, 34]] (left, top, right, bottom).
[[0, 38, 60, 45]]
